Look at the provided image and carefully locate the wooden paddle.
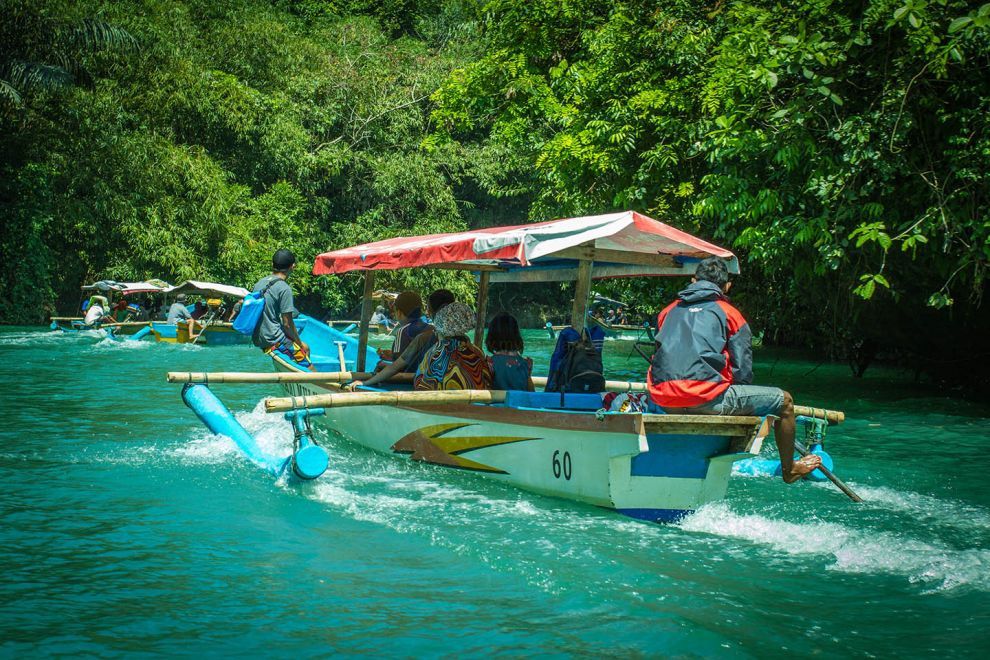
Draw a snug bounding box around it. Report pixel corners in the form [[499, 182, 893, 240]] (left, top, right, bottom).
[[794, 439, 863, 502]]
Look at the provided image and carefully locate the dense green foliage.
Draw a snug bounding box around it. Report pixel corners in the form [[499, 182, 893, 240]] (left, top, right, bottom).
[[432, 0, 990, 374], [1, 0, 483, 319], [2, 0, 988, 384]]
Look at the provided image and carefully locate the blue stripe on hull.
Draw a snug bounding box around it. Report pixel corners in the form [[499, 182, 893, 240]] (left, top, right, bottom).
[[616, 508, 693, 523], [630, 434, 728, 478]]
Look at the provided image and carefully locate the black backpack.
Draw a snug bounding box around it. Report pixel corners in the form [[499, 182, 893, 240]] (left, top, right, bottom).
[[554, 329, 605, 395]]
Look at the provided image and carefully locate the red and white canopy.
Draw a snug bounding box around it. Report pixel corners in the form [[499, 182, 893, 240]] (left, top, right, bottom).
[[314, 211, 738, 283], [81, 279, 172, 295], [165, 280, 250, 299]]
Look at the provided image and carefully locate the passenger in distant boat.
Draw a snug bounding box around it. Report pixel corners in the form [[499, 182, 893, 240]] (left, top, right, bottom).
[[369, 305, 392, 329], [227, 298, 242, 322], [167, 293, 196, 339], [125, 303, 146, 322], [414, 302, 492, 391], [83, 296, 108, 327], [605, 308, 617, 324], [252, 249, 312, 370], [615, 306, 627, 324], [391, 291, 428, 356], [191, 301, 207, 320], [646, 257, 821, 484], [485, 312, 534, 391], [545, 324, 605, 391], [345, 289, 455, 390], [111, 298, 129, 321]]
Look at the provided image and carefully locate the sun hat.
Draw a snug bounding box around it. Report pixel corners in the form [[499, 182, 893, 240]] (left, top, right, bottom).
[[432, 301, 476, 338], [395, 291, 422, 318]]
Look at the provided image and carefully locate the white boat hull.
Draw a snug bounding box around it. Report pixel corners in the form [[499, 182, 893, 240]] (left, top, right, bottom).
[[271, 357, 768, 522]]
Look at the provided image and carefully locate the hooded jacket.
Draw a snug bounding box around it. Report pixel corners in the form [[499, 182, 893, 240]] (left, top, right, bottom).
[[647, 280, 753, 408]]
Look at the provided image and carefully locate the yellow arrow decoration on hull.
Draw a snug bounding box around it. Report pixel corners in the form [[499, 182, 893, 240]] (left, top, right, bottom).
[[391, 423, 541, 474]]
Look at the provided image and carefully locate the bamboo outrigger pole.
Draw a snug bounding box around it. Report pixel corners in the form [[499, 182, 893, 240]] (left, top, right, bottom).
[[166, 371, 652, 392], [265, 389, 507, 413]]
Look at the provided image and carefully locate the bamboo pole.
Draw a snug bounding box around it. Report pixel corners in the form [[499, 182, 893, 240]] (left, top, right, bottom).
[[793, 406, 844, 424], [356, 271, 376, 372], [166, 371, 413, 384], [530, 376, 647, 393], [265, 389, 507, 413], [165, 371, 843, 423], [474, 271, 490, 346]]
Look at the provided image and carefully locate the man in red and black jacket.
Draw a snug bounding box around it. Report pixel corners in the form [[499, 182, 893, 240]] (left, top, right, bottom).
[[647, 258, 821, 483]]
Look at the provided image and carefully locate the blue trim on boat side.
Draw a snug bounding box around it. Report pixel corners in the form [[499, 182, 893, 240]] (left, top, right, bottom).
[[630, 434, 728, 479], [616, 507, 692, 523]]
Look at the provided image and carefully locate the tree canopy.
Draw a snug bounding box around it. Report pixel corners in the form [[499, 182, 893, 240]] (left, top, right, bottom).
[[2, 0, 988, 386]]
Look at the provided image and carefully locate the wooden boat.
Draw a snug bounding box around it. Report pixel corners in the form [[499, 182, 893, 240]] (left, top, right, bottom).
[[251, 210, 794, 522], [50, 279, 170, 338], [150, 280, 251, 345]]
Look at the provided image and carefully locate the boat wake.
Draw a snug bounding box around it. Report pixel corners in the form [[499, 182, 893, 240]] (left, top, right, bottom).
[[828, 483, 990, 532], [92, 337, 154, 351], [678, 502, 990, 593], [171, 401, 293, 464], [0, 330, 104, 345], [168, 403, 990, 596]]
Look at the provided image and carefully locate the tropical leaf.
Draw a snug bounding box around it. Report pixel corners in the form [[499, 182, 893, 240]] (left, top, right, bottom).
[[64, 19, 138, 52], [0, 78, 22, 105], [1, 60, 73, 92]]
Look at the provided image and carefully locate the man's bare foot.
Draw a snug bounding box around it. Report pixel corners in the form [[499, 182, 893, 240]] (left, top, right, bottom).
[[783, 454, 822, 484]]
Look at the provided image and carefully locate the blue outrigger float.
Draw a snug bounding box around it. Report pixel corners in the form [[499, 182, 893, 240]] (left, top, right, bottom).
[[171, 211, 854, 520]]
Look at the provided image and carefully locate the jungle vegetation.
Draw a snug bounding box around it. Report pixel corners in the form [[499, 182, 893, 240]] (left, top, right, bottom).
[[2, 0, 988, 386]]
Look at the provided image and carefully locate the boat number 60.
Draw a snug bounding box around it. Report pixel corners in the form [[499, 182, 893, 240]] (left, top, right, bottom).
[[552, 450, 572, 480]]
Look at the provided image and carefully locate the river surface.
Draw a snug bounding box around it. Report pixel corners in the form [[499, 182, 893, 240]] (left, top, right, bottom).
[[1, 326, 988, 657]]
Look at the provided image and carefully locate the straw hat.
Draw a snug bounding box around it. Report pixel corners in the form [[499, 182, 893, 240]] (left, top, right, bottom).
[[395, 290, 422, 318], [433, 302, 475, 338]]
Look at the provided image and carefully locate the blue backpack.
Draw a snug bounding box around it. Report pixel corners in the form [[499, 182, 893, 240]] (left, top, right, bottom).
[[232, 278, 279, 335]]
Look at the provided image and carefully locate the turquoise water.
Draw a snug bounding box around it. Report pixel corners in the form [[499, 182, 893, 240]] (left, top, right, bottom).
[[1, 326, 989, 656]]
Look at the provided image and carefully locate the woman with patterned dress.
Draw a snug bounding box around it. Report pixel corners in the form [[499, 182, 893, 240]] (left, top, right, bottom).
[[414, 302, 493, 391]]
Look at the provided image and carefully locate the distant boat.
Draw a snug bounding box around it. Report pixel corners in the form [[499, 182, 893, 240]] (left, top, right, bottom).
[[150, 280, 250, 345], [51, 279, 171, 339]]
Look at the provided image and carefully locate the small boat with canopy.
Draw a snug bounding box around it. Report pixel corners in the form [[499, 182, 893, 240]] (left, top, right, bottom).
[[150, 281, 251, 345], [51, 279, 171, 338], [170, 211, 850, 520]]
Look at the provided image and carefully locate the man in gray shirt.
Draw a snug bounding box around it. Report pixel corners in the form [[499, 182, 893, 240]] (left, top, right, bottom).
[[252, 249, 312, 369], [167, 293, 196, 339]]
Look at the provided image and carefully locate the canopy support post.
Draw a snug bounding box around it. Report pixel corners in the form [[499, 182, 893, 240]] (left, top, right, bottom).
[[356, 271, 376, 372], [571, 258, 593, 332], [473, 271, 490, 346]]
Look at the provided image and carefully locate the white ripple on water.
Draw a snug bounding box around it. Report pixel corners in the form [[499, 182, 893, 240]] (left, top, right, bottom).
[[678, 503, 990, 593], [170, 400, 293, 464], [92, 337, 154, 351], [0, 330, 106, 345], [828, 483, 990, 532]]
